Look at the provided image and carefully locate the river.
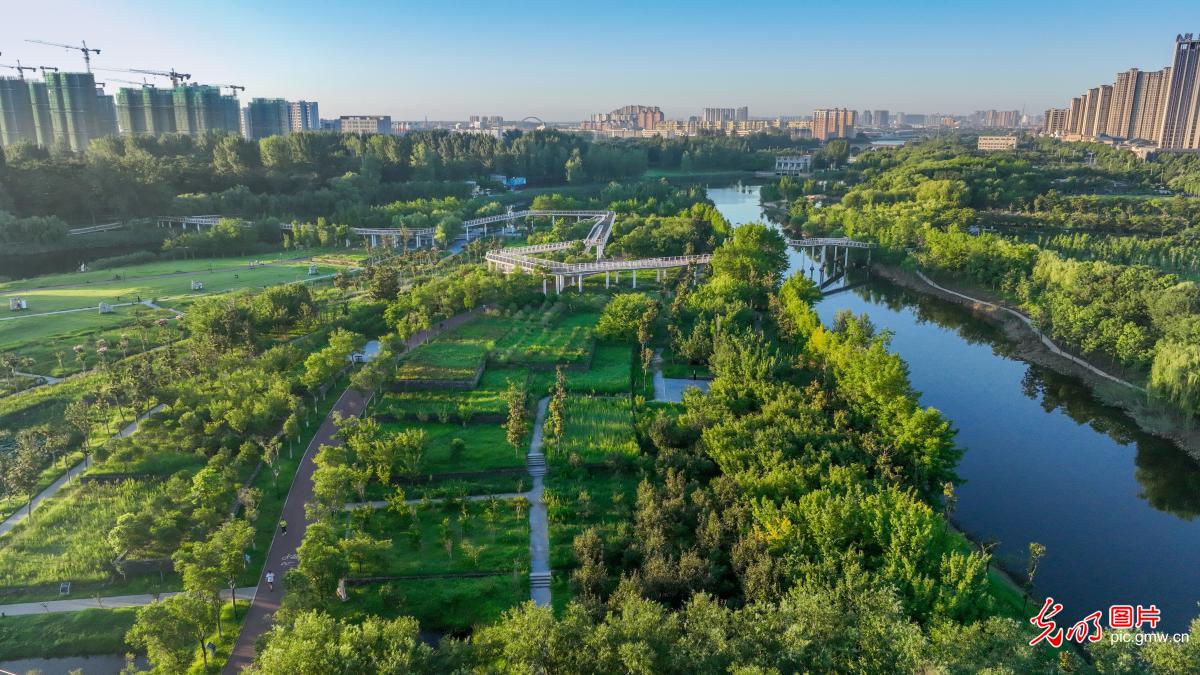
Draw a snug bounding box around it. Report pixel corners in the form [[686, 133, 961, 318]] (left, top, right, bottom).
[[708, 184, 1200, 632]]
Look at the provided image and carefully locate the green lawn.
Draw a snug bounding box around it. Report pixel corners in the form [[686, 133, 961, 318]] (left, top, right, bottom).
[[545, 471, 641, 570], [0, 254, 345, 362], [394, 341, 486, 382], [376, 366, 529, 419], [358, 498, 529, 578], [0, 607, 137, 660], [0, 479, 170, 589], [547, 395, 639, 464], [0, 304, 182, 376], [329, 575, 529, 633], [380, 421, 525, 475]]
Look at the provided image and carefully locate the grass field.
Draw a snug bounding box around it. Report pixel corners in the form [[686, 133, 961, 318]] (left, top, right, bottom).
[[545, 471, 641, 570], [547, 396, 639, 464], [380, 421, 525, 474], [376, 366, 529, 419], [0, 253, 348, 374], [394, 341, 486, 382], [0, 607, 138, 660], [329, 575, 528, 633], [359, 498, 529, 577], [0, 304, 182, 376]]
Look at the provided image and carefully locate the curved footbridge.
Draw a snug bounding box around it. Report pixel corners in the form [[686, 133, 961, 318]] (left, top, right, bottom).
[[483, 210, 712, 294], [159, 209, 615, 252]]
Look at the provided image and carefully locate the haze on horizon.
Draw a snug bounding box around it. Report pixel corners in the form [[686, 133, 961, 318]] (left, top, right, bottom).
[[1, 0, 1196, 120]]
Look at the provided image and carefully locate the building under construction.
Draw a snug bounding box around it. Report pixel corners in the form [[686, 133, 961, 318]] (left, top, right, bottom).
[[0, 71, 118, 151], [114, 83, 239, 137]]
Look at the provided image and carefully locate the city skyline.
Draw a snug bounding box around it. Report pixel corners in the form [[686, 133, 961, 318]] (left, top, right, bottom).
[[2, 0, 1198, 120]]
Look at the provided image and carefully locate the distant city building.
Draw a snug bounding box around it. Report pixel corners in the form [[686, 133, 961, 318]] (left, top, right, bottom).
[[391, 120, 412, 134], [319, 118, 339, 132], [339, 115, 391, 134], [873, 109, 890, 128], [975, 109, 1022, 128], [288, 101, 320, 132], [774, 154, 813, 176], [1043, 108, 1068, 136], [245, 98, 291, 139], [702, 107, 748, 124], [583, 104, 663, 131], [468, 115, 504, 128], [1161, 33, 1200, 149], [977, 135, 1018, 151], [1051, 34, 1200, 148], [812, 108, 856, 141]]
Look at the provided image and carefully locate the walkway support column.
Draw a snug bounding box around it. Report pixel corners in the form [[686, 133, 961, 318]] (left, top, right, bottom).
[[543, 278, 548, 295], [605, 271, 610, 288], [632, 270, 637, 289], [577, 275, 583, 292]]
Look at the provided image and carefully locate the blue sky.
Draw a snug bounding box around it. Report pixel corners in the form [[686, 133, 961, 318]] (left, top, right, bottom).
[[2, 0, 1197, 120]]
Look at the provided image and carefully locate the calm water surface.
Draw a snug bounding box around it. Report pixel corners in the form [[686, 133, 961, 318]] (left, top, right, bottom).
[[708, 184, 1200, 631]]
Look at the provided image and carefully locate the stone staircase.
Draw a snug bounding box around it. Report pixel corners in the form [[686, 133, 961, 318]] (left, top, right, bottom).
[[529, 571, 552, 590], [526, 451, 547, 477]]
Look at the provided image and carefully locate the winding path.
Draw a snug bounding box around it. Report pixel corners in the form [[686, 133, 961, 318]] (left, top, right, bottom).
[[913, 270, 1144, 393], [222, 308, 483, 673]]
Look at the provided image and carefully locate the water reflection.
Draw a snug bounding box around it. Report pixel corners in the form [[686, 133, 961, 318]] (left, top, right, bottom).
[[708, 183, 1200, 630]]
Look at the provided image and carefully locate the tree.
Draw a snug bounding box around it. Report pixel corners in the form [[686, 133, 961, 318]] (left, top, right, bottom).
[[212, 519, 256, 618], [297, 521, 348, 603], [596, 293, 658, 342], [126, 592, 212, 672], [546, 366, 567, 456], [503, 378, 528, 459]]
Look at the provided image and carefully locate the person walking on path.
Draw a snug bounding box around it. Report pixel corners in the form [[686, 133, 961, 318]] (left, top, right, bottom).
[[265, 570, 275, 592], [279, 519, 287, 536]]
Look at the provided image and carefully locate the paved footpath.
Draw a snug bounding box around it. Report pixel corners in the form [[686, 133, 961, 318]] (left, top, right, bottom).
[[0, 586, 255, 617], [223, 308, 483, 673], [527, 397, 551, 606]]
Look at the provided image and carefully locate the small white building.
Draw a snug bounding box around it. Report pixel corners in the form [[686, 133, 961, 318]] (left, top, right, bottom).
[[774, 155, 813, 176], [977, 135, 1018, 151]]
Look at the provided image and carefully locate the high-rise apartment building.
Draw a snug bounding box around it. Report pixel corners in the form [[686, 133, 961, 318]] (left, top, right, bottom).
[[1043, 108, 1068, 136], [245, 98, 291, 139], [339, 115, 391, 134], [173, 85, 240, 136], [1105, 67, 1172, 141], [873, 110, 890, 127], [28, 81, 53, 147], [44, 71, 103, 152], [116, 86, 178, 135], [811, 108, 855, 141], [288, 101, 320, 132], [703, 107, 745, 124], [0, 77, 37, 146], [1065, 96, 1084, 135], [1161, 33, 1200, 149]]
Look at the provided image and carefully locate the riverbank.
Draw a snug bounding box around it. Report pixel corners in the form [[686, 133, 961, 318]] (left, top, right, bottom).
[[871, 262, 1200, 460]]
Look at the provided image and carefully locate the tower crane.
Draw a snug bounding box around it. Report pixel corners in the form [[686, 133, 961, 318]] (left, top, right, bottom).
[[222, 84, 245, 96], [38, 66, 58, 75], [24, 39, 100, 71], [96, 67, 190, 87], [106, 77, 153, 88], [0, 61, 37, 79]]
